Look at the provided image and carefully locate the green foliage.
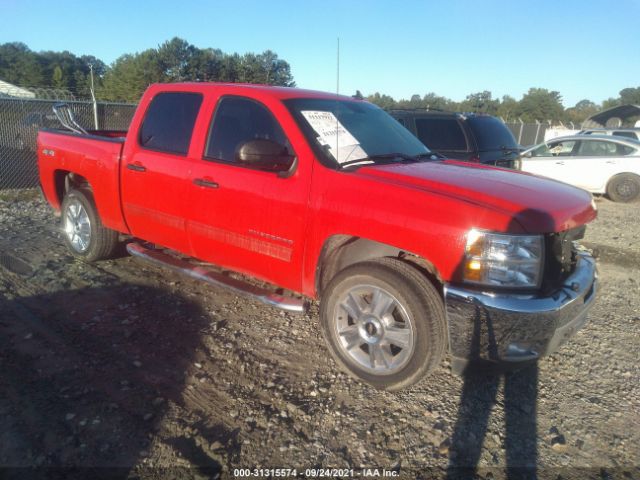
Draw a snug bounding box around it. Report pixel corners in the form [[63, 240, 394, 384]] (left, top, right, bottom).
[[366, 92, 397, 110], [366, 85, 640, 125], [497, 95, 518, 121], [619, 87, 640, 105], [514, 88, 564, 122], [98, 39, 295, 102], [565, 99, 599, 125], [1, 40, 637, 125], [459, 91, 499, 115], [0, 38, 295, 102]]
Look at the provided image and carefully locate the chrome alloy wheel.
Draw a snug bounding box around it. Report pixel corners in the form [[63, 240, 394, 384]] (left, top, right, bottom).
[[64, 199, 91, 253], [333, 284, 415, 375]]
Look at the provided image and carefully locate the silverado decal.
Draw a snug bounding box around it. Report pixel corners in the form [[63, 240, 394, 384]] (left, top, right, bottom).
[[190, 222, 292, 262], [124, 203, 185, 230]]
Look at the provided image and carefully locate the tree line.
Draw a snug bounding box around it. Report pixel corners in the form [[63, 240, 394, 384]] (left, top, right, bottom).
[[366, 87, 640, 124], [0, 38, 295, 102], [1, 39, 638, 124]]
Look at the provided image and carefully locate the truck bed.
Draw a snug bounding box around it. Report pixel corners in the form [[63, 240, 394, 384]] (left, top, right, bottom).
[[38, 128, 130, 233]]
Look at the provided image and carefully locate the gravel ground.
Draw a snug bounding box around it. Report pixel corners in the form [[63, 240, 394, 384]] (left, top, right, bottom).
[[0, 191, 638, 480]]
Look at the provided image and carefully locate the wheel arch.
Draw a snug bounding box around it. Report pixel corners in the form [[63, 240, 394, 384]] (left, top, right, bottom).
[[315, 235, 444, 298], [53, 170, 92, 208], [606, 171, 640, 185]]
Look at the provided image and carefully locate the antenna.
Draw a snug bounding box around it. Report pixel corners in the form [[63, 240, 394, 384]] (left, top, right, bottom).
[[336, 37, 340, 162], [336, 37, 340, 95]]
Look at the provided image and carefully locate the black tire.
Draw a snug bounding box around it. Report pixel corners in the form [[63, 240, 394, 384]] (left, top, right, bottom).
[[606, 173, 640, 203], [320, 257, 447, 391], [60, 189, 119, 262]]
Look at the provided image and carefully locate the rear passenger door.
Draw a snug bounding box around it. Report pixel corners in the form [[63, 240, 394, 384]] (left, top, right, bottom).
[[121, 92, 203, 253], [568, 139, 625, 191]]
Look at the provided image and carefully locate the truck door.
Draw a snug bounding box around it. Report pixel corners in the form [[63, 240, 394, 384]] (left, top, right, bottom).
[[187, 95, 311, 292], [121, 92, 203, 253]]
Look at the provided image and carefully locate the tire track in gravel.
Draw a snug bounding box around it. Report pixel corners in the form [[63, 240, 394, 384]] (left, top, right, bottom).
[[2, 192, 639, 477]]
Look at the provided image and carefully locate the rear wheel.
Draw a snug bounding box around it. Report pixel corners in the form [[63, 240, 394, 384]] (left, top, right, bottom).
[[320, 258, 446, 391], [606, 173, 640, 203], [61, 189, 119, 261]]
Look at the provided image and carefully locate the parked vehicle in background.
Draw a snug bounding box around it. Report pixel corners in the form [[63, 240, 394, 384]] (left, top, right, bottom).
[[519, 135, 640, 202], [388, 109, 521, 168], [578, 128, 640, 142], [38, 83, 598, 390]]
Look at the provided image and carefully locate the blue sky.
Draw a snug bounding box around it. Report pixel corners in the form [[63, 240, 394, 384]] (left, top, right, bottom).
[[2, 0, 639, 106]]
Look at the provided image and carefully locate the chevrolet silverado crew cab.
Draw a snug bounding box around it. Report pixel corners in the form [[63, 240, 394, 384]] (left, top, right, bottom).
[[38, 83, 598, 390]]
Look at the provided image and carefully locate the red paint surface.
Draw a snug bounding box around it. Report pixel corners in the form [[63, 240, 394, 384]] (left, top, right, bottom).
[[38, 82, 597, 299]]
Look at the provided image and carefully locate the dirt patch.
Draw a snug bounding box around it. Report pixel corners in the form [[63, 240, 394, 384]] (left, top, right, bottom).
[[0, 193, 638, 479]]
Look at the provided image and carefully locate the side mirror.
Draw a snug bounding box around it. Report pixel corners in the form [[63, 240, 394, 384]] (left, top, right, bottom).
[[236, 139, 295, 175]]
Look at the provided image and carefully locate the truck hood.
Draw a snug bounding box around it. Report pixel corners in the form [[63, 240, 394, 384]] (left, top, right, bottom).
[[355, 160, 596, 233]]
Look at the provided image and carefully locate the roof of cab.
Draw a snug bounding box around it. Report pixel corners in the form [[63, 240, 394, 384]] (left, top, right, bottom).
[[146, 82, 358, 102]]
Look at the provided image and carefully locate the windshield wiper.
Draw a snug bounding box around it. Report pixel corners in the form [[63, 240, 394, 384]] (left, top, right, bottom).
[[342, 152, 441, 167], [414, 151, 445, 160]]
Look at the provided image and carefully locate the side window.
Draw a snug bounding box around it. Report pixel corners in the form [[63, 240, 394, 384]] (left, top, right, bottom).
[[531, 144, 551, 157], [139, 92, 203, 155], [531, 140, 576, 157], [577, 140, 616, 156], [617, 143, 636, 155], [542, 140, 576, 156], [205, 96, 290, 163], [415, 118, 467, 150]]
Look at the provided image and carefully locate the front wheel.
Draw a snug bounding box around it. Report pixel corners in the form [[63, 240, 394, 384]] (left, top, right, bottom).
[[320, 258, 447, 391], [606, 173, 640, 203], [61, 189, 119, 262]]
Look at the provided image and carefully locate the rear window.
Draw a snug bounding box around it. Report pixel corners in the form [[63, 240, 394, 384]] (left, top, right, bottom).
[[613, 131, 639, 140], [466, 116, 518, 151], [415, 118, 467, 150], [139, 92, 203, 154]]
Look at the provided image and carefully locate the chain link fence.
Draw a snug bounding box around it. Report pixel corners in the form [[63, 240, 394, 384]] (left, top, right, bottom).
[[504, 121, 550, 147], [0, 96, 584, 189], [503, 121, 582, 147], [0, 98, 136, 189]]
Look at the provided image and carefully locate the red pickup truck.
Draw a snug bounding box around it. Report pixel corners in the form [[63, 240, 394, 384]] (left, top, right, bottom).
[[38, 82, 597, 390]]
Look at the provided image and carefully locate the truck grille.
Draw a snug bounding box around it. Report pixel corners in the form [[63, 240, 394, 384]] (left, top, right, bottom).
[[543, 226, 586, 291]]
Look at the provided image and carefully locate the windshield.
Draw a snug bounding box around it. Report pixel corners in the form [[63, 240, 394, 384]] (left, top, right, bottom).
[[467, 116, 518, 151], [284, 98, 430, 167]]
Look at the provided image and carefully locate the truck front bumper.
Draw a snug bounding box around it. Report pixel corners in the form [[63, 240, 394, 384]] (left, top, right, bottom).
[[443, 251, 597, 365]]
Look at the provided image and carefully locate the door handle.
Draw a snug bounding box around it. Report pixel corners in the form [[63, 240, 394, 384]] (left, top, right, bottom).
[[127, 163, 146, 172], [605, 160, 616, 164], [555, 161, 564, 165], [193, 178, 219, 189]]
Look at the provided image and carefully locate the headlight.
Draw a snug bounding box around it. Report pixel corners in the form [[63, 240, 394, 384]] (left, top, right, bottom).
[[464, 229, 543, 289]]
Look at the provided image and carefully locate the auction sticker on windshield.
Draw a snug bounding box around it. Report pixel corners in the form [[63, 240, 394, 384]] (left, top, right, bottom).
[[301, 111, 368, 164]]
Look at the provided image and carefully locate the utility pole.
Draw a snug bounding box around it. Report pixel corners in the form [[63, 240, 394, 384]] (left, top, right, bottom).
[[89, 64, 98, 130]]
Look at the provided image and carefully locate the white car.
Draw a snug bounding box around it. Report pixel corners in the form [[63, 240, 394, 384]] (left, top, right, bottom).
[[518, 135, 640, 202]]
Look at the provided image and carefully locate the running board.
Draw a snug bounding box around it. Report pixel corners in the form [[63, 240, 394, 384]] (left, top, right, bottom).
[[126, 243, 307, 313]]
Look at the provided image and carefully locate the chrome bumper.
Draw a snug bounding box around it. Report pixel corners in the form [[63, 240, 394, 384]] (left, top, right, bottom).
[[444, 251, 597, 363]]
